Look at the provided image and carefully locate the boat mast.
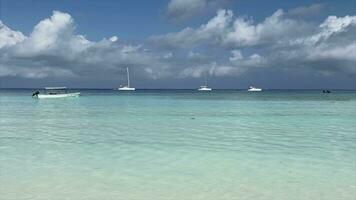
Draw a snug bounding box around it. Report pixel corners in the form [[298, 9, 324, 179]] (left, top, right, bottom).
[[0, 0, 2, 89], [0, 0, 2, 21], [204, 72, 208, 86], [126, 67, 130, 87]]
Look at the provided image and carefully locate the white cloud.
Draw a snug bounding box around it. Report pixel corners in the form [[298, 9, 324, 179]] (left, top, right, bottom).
[[153, 9, 309, 48], [29, 11, 74, 51], [224, 9, 305, 47], [229, 50, 243, 61], [180, 66, 206, 78], [0, 11, 172, 80], [309, 15, 356, 43], [306, 42, 356, 65], [1, 8, 356, 85], [179, 62, 247, 78], [0, 21, 26, 48], [152, 9, 233, 48], [178, 52, 266, 78], [152, 8, 356, 76], [289, 15, 356, 66], [13, 11, 93, 58], [109, 36, 118, 42], [212, 53, 265, 77]]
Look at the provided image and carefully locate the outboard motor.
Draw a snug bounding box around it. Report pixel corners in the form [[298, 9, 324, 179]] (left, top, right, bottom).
[[32, 91, 40, 97]]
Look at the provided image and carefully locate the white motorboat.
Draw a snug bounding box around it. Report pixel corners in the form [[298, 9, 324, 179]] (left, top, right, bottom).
[[118, 67, 135, 91], [198, 74, 212, 91], [32, 87, 80, 99], [248, 86, 262, 92], [198, 85, 212, 91]]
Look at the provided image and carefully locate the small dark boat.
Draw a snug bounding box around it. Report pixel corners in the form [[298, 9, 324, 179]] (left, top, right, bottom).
[[32, 91, 40, 97], [322, 90, 331, 93]]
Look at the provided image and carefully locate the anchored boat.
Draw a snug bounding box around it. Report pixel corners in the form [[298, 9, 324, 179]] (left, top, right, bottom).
[[118, 67, 135, 91], [32, 87, 80, 99], [198, 74, 212, 91], [198, 85, 212, 91], [248, 86, 262, 92]]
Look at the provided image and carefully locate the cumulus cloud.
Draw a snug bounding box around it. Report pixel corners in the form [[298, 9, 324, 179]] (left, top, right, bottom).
[[152, 8, 356, 77], [1, 8, 356, 87], [0, 11, 172, 80], [309, 15, 356, 43], [224, 9, 310, 47], [179, 51, 267, 78], [152, 9, 312, 48], [0, 21, 26, 48], [152, 9, 233, 48], [165, 0, 230, 22], [229, 50, 243, 61]]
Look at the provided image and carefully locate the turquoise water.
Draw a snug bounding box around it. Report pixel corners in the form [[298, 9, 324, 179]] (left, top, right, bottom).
[[1, 90, 356, 200]]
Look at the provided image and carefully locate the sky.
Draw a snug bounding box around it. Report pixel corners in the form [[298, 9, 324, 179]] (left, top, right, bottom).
[[0, 0, 356, 89]]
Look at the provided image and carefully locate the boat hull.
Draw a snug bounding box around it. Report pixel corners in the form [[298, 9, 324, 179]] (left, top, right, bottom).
[[248, 89, 262, 92], [36, 92, 81, 99], [118, 87, 135, 91], [198, 88, 212, 91]]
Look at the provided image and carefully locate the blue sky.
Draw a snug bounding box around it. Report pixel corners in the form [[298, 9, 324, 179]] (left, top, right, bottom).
[[1, 0, 356, 89]]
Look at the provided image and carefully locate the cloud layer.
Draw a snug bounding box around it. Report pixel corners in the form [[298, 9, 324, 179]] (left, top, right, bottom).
[[0, 11, 172, 80], [152, 9, 310, 48], [152, 9, 356, 77], [1, 7, 356, 88]]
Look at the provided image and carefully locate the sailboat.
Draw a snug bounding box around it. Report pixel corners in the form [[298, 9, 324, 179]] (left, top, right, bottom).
[[118, 67, 135, 91], [198, 74, 212, 91]]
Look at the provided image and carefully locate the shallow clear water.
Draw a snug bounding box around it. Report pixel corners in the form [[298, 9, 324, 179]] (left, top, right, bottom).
[[1, 89, 356, 200]]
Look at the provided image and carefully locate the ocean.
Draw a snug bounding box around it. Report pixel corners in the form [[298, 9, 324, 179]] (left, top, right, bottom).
[[1, 89, 356, 200]]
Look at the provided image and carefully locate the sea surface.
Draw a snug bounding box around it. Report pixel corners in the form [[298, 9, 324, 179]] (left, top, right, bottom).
[[1, 89, 356, 200]]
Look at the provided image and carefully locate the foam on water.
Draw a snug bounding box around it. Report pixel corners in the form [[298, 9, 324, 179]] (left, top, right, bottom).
[[1, 90, 356, 200]]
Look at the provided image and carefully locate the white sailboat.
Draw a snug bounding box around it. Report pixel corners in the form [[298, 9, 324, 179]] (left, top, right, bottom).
[[118, 67, 135, 91], [32, 87, 80, 99], [198, 74, 212, 91], [248, 86, 262, 92]]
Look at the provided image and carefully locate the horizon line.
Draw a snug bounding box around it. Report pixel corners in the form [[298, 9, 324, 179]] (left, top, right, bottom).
[[1, 88, 356, 91]]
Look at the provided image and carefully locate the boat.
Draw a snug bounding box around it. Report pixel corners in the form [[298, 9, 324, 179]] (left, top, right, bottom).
[[322, 90, 331, 93], [198, 74, 212, 91], [32, 87, 80, 99], [248, 86, 262, 92], [118, 67, 135, 91], [198, 85, 212, 91]]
